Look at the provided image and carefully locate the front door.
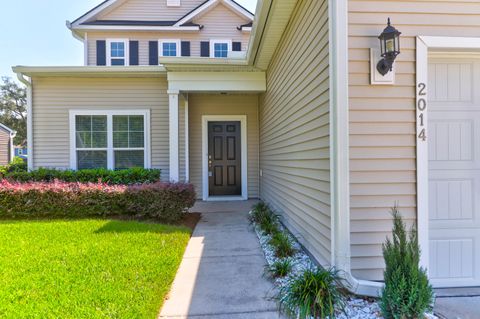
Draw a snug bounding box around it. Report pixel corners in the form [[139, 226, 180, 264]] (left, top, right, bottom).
[[208, 121, 242, 196], [428, 58, 480, 287]]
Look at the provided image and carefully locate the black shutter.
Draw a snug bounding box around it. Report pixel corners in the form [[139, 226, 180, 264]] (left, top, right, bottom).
[[149, 41, 158, 65], [129, 41, 139, 65], [181, 41, 191, 57], [232, 42, 242, 52], [200, 41, 210, 57], [96, 40, 106, 66]]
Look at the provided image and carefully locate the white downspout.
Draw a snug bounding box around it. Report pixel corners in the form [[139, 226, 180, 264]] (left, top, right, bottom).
[[9, 130, 16, 163], [329, 0, 383, 297], [15, 73, 33, 171]]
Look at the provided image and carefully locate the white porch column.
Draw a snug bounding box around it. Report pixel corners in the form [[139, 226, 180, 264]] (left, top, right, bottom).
[[168, 90, 180, 182]]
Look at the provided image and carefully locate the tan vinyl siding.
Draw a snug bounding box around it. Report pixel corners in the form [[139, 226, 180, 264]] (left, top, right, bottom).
[[348, 0, 480, 280], [0, 129, 10, 166], [98, 0, 205, 21], [259, 0, 331, 266], [88, 4, 251, 65], [188, 94, 259, 199], [31, 77, 169, 180]]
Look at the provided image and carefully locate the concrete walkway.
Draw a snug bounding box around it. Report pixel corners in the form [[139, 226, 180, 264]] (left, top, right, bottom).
[[434, 288, 480, 319], [159, 200, 285, 319]]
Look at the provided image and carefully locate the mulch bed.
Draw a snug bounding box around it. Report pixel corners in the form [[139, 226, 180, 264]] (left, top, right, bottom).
[[180, 212, 201, 231]]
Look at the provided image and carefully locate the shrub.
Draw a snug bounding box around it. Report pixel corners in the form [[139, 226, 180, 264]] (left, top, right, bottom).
[[250, 202, 279, 235], [279, 267, 344, 319], [380, 206, 434, 319], [268, 259, 293, 278], [269, 231, 296, 258], [0, 180, 196, 223], [0, 157, 27, 175], [1, 167, 161, 185]]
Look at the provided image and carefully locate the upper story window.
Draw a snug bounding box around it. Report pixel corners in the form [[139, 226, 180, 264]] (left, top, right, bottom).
[[210, 40, 232, 58], [107, 39, 129, 66], [159, 40, 181, 57]]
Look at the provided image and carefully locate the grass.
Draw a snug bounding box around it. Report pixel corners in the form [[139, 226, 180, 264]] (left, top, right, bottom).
[[0, 219, 191, 318]]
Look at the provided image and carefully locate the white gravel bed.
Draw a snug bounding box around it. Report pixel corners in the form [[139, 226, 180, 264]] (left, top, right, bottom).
[[250, 211, 438, 319]]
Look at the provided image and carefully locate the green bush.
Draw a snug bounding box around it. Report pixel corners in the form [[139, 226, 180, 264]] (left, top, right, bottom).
[[250, 202, 280, 235], [1, 167, 161, 185], [269, 231, 296, 258], [268, 259, 293, 278], [279, 267, 344, 319], [0, 157, 27, 175], [380, 206, 434, 319], [0, 180, 196, 223]]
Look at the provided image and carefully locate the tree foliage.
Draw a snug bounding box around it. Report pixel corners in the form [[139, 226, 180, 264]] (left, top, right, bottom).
[[0, 77, 27, 144]]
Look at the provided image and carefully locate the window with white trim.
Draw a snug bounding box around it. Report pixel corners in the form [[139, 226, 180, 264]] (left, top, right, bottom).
[[210, 40, 232, 58], [159, 40, 180, 57], [107, 39, 129, 66], [71, 111, 150, 170]]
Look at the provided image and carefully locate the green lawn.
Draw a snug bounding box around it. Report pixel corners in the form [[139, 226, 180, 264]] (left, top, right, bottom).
[[0, 219, 191, 319]]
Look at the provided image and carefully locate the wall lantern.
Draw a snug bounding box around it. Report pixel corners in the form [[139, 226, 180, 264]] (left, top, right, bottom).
[[377, 18, 401, 76]]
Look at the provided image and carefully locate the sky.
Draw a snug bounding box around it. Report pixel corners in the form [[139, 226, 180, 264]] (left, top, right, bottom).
[[0, 0, 257, 80]]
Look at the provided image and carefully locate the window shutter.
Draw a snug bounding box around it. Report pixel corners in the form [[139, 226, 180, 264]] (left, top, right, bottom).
[[129, 41, 139, 65], [232, 42, 242, 52], [181, 41, 191, 57], [96, 40, 106, 66], [149, 41, 158, 65], [200, 41, 210, 57]]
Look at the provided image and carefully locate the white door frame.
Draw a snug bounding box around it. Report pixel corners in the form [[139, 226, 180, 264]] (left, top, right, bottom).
[[201, 115, 248, 201], [416, 36, 480, 276]]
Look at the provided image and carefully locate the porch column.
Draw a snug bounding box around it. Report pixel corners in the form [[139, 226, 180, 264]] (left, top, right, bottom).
[[168, 90, 179, 182]]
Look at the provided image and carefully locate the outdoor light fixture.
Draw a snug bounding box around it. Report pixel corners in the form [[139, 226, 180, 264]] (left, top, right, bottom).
[[377, 18, 401, 76]]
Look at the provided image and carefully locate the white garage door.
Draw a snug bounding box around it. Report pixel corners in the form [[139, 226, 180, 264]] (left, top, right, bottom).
[[428, 58, 480, 287]]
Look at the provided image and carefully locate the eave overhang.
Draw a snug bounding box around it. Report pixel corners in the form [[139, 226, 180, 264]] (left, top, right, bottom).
[[12, 66, 167, 78]]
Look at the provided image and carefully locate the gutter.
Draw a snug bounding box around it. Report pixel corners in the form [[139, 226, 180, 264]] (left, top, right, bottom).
[[328, 0, 383, 297], [14, 72, 33, 170]]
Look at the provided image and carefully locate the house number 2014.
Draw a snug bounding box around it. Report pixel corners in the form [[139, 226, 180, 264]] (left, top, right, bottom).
[[417, 83, 427, 141]]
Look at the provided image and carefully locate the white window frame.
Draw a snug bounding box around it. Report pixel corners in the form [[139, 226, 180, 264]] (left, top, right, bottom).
[[167, 0, 181, 7], [106, 39, 129, 66], [69, 110, 151, 170], [210, 40, 232, 58], [159, 39, 181, 57]]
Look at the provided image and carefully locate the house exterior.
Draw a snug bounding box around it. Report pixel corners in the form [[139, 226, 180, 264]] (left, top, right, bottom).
[[13, 0, 480, 295], [14, 144, 28, 160], [0, 124, 16, 166]]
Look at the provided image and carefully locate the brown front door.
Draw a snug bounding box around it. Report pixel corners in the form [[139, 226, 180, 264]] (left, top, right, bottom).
[[208, 121, 242, 196]]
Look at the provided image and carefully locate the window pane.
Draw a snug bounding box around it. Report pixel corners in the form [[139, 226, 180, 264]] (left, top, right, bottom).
[[113, 116, 129, 131], [92, 116, 107, 131], [129, 132, 144, 148], [214, 43, 228, 58], [162, 42, 177, 57], [91, 132, 107, 148], [129, 116, 144, 131], [115, 150, 144, 169], [76, 115, 91, 131], [111, 42, 125, 57], [76, 131, 91, 148], [113, 132, 129, 148], [111, 59, 125, 66], [77, 151, 107, 169], [113, 115, 144, 148]]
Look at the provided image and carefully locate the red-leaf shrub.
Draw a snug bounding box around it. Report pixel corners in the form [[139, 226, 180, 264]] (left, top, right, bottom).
[[0, 180, 196, 223]]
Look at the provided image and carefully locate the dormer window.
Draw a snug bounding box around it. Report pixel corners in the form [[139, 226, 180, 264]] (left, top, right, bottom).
[[107, 39, 129, 66], [210, 40, 232, 58], [167, 0, 180, 7], [159, 40, 181, 57]]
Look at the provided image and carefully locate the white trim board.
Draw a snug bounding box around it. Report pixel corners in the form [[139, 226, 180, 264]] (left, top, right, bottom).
[[69, 109, 151, 170], [416, 36, 480, 287], [174, 0, 253, 27], [201, 115, 248, 201]]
